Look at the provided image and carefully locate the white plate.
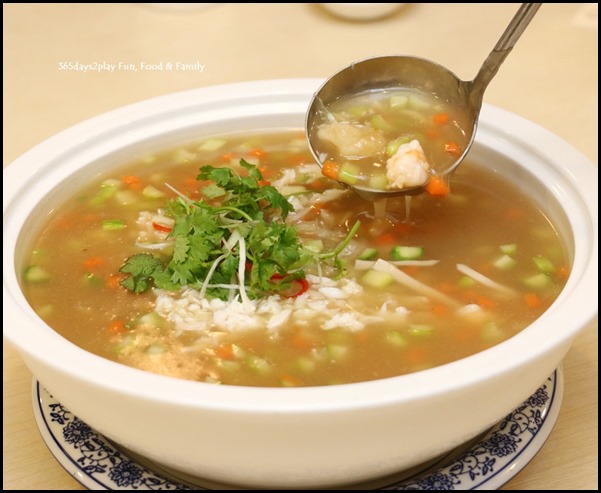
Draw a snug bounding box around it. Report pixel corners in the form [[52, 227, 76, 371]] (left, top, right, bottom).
[[32, 367, 562, 490]]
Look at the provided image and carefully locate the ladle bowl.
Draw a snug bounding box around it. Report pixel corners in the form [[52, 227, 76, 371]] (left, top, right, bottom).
[[306, 3, 541, 201]]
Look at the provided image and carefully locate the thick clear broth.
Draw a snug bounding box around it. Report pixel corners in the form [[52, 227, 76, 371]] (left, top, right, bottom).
[[22, 131, 568, 387]]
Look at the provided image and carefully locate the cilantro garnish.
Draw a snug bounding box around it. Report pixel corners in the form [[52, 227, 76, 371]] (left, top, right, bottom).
[[120, 160, 359, 301]]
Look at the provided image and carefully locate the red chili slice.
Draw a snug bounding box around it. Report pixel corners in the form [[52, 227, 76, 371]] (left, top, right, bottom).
[[270, 273, 309, 298], [152, 222, 172, 233], [286, 278, 309, 298]]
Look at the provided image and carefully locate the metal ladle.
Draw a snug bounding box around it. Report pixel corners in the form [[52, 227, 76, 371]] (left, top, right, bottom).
[[306, 3, 541, 201]]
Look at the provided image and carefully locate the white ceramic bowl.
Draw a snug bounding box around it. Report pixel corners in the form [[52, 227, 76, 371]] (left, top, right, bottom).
[[3, 79, 598, 489]]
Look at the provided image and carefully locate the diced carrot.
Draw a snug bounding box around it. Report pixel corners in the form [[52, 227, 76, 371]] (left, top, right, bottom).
[[291, 331, 313, 350], [376, 233, 396, 245], [108, 320, 127, 334], [524, 292, 542, 309], [122, 175, 143, 190], [257, 180, 271, 187], [280, 374, 303, 387], [504, 207, 525, 220], [249, 148, 266, 158], [321, 160, 341, 180], [401, 265, 419, 276], [355, 330, 370, 344], [426, 176, 451, 197], [444, 142, 462, 155], [302, 202, 327, 221], [477, 295, 499, 309], [557, 265, 570, 281], [394, 222, 414, 235], [407, 347, 427, 366], [305, 178, 329, 192], [215, 344, 235, 360], [432, 113, 449, 125], [55, 218, 74, 230], [185, 176, 197, 187], [435, 282, 456, 294], [425, 128, 441, 139], [84, 256, 104, 270], [431, 304, 449, 316], [221, 152, 236, 162], [105, 274, 124, 289]]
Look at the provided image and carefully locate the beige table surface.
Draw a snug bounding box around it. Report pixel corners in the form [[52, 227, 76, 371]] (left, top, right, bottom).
[[3, 3, 598, 490]]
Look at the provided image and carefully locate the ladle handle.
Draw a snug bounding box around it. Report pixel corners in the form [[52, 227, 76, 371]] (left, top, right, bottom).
[[470, 3, 541, 105]]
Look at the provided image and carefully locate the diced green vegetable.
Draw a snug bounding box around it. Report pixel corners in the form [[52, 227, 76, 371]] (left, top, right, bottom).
[[114, 190, 138, 206], [303, 239, 324, 253], [24, 265, 50, 283], [134, 311, 164, 328], [371, 114, 393, 131], [296, 357, 316, 373], [338, 162, 361, 185], [114, 334, 135, 354], [231, 344, 247, 359], [327, 344, 349, 361], [481, 321, 503, 342], [146, 344, 166, 355], [362, 269, 394, 288], [219, 360, 241, 372], [390, 246, 424, 261], [368, 173, 388, 190], [280, 185, 307, 196], [408, 94, 431, 110], [247, 355, 271, 375], [142, 185, 166, 199], [85, 272, 103, 286], [533, 255, 556, 273], [311, 347, 329, 361], [458, 275, 477, 288], [386, 136, 412, 157], [409, 324, 434, 337], [35, 304, 54, 317], [173, 149, 196, 163], [386, 330, 409, 347], [198, 138, 227, 151], [102, 219, 126, 231], [493, 254, 517, 270], [523, 272, 552, 290], [348, 106, 370, 117], [91, 183, 119, 205], [358, 248, 378, 261], [500, 243, 517, 256]]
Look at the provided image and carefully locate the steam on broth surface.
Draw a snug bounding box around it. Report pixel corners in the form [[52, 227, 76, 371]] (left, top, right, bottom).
[[22, 131, 569, 387]]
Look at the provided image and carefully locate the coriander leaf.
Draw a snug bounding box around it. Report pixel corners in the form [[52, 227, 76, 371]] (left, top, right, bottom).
[[257, 185, 294, 219], [198, 166, 234, 186], [202, 183, 226, 198], [119, 253, 165, 293], [119, 160, 360, 302], [172, 237, 190, 264]]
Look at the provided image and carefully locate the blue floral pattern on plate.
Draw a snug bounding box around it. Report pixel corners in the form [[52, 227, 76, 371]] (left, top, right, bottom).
[[32, 368, 562, 490]]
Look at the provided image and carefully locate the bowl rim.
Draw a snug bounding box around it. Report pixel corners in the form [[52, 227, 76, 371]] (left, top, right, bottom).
[[3, 78, 598, 411]]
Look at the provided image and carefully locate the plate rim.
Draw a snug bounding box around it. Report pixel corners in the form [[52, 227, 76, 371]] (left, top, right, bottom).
[[32, 367, 563, 490]]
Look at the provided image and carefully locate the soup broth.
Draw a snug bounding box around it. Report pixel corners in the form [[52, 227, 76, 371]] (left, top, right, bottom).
[[22, 131, 568, 387]]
